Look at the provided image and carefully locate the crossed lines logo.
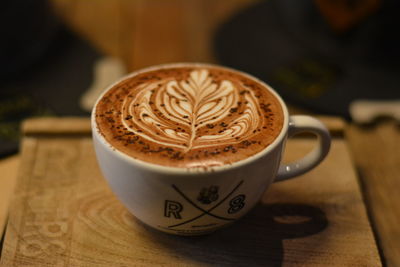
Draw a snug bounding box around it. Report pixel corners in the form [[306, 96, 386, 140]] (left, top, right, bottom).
[[164, 180, 246, 229]]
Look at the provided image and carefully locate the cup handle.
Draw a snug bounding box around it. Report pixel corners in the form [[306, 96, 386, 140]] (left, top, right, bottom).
[[275, 115, 331, 182]]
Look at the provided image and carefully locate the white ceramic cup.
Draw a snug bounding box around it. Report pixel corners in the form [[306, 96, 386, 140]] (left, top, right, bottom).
[[92, 63, 331, 236]]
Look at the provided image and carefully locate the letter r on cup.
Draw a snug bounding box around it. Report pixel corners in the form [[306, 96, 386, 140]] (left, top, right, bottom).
[[164, 200, 183, 219]]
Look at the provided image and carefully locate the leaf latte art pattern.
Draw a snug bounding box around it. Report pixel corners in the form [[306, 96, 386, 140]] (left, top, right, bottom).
[[121, 69, 264, 152]]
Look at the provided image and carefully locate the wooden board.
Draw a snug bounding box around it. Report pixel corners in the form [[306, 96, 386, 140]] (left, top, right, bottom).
[[346, 122, 400, 267], [0, 117, 381, 266]]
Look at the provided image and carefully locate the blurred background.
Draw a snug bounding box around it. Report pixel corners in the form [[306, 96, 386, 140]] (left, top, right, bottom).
[[1, 0, 399, 156]]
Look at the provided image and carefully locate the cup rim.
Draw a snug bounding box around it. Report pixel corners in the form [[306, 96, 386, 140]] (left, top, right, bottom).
[[91, 62, 289, 175]]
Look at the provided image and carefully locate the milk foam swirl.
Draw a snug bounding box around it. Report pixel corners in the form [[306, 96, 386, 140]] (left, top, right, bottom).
[[121, 69, 264, 152]]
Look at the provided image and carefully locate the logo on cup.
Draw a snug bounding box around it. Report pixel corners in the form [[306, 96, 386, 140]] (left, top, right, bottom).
[[164, 181, 245, 230], [197, 186, 219, 204]]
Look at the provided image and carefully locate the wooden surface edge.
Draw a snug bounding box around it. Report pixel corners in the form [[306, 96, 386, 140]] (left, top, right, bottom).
[[21, 115, 345, 136], [22, 116, 92, 136], [0, 156, 19, 241]]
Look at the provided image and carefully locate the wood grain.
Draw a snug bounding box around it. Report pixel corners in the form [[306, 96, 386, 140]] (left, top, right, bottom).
[[0, 118, 380, 266], [346, 122, 400, 267]]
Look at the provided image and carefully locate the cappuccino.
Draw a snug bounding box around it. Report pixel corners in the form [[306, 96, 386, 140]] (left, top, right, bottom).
[[95, 65, 284, 168]]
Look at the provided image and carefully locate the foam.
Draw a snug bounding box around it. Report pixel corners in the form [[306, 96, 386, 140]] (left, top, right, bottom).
[[95, 66, 284, 168]]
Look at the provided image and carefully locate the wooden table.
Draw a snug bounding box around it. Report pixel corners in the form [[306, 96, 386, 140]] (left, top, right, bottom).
[[0, 117, 381, 266], [1, 0, 398, 266]]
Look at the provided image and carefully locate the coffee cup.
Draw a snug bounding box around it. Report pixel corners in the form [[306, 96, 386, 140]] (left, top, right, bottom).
[[91, 63, 331, 235]]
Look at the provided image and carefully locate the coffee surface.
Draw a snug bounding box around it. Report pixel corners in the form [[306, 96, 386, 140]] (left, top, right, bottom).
[[95, 66, 284, 169]]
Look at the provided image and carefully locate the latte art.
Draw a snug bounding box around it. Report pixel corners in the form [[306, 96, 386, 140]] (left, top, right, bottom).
[[95, 66, 284, 168], [121, 69, 262, 152]]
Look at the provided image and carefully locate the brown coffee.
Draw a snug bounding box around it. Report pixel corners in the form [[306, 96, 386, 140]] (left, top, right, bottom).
[[95, 65, 284, 168]]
